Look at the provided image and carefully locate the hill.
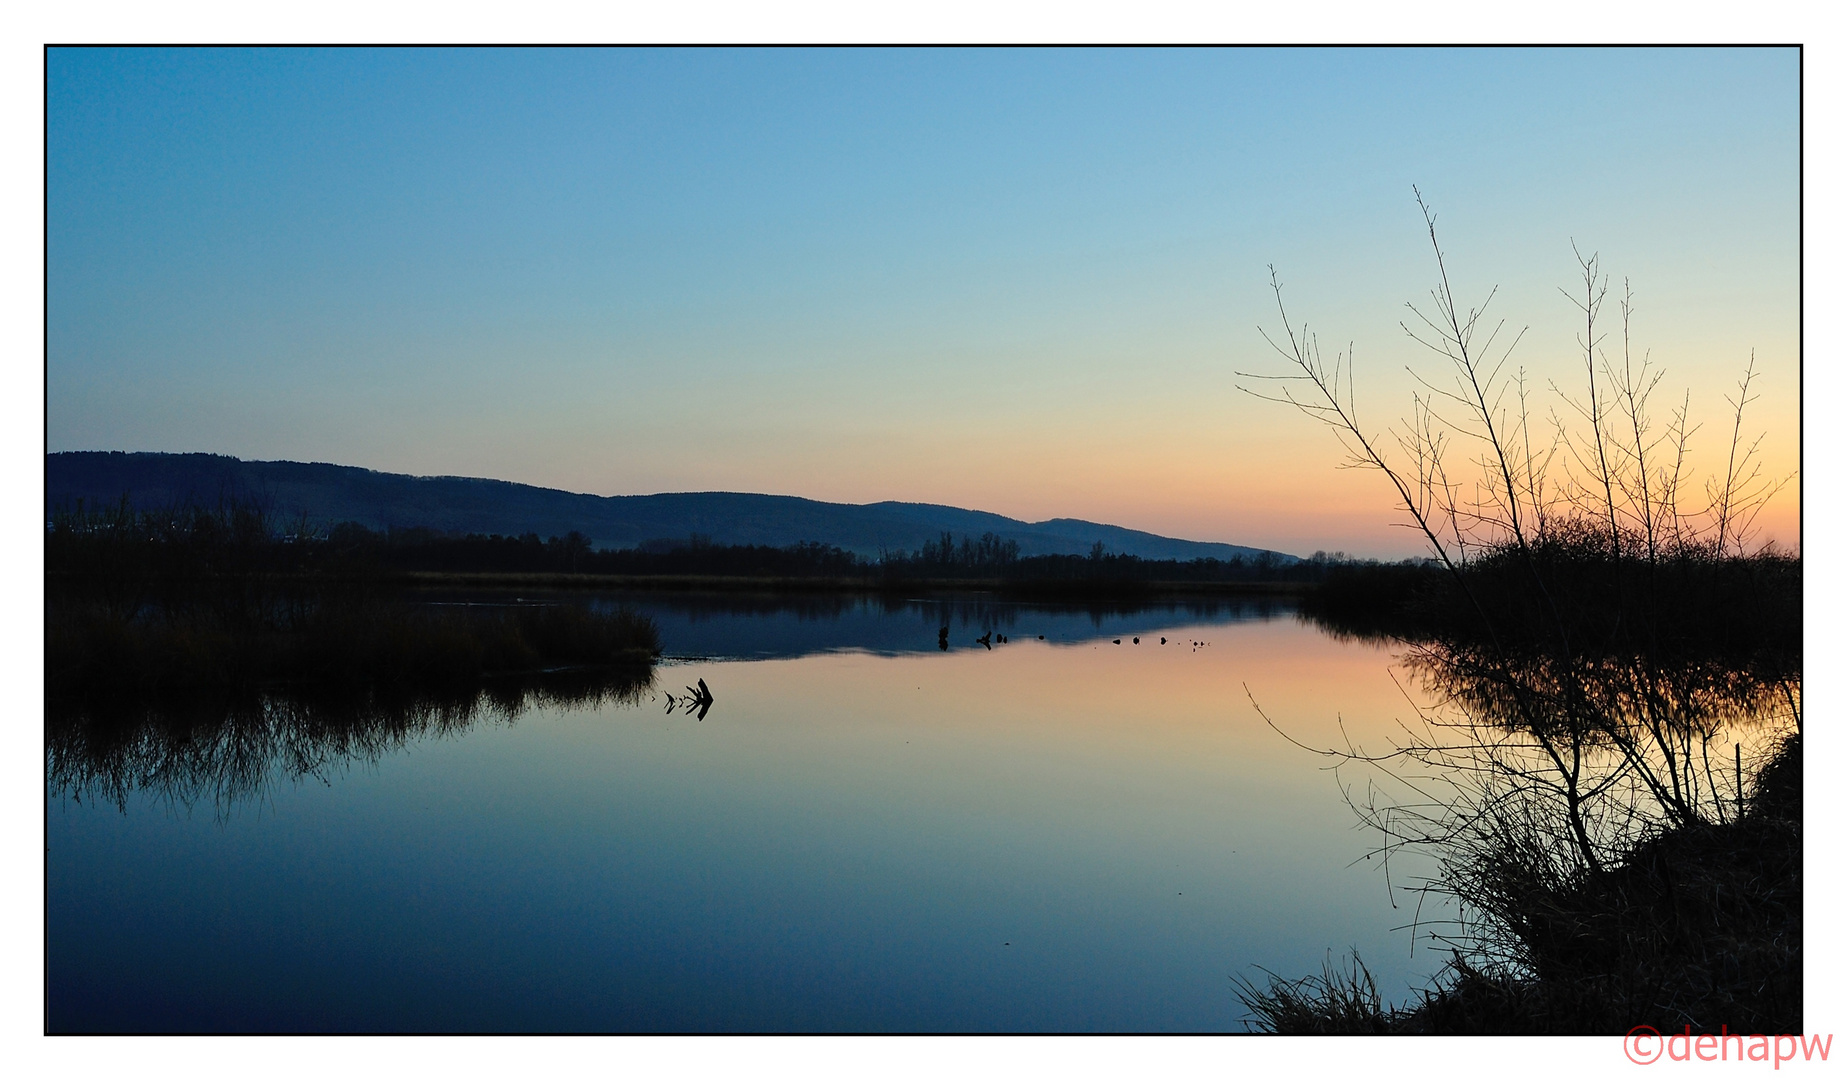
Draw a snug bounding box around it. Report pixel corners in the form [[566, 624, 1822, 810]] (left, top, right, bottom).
[[46, 452, 1297, 563]]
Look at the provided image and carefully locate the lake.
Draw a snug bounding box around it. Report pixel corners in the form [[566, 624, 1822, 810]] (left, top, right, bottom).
[[46, 593, 1446, 1032]]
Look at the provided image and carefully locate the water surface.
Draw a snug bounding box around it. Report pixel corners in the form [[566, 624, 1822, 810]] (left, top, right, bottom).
[[47, 594, 1443, 1032]]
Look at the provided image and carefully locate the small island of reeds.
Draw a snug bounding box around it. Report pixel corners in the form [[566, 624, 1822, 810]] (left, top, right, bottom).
[[47, 499, 663, 810]]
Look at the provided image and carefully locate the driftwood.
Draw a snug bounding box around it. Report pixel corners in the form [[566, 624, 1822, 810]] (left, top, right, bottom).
[[661, 677, 715, 720]]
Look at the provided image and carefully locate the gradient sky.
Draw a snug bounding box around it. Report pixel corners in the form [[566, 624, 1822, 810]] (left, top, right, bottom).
[[47, 47, 1798, 557]]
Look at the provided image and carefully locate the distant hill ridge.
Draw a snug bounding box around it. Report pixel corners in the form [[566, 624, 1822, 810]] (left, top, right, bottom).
[[46, 452, 1298, 563]]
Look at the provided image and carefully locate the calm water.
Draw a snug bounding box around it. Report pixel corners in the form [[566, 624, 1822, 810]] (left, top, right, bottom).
[[47, 594, 1445, 1032]]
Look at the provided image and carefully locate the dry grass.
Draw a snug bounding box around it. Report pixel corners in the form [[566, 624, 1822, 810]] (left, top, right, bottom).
[[1238, 734, 1802, 1034]]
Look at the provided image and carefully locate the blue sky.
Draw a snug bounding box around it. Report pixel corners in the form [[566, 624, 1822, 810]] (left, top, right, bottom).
[[47, 47, 1799, 555]]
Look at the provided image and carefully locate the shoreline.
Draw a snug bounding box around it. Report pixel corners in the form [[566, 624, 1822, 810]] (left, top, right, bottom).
[[395, 570, 1317, 598]]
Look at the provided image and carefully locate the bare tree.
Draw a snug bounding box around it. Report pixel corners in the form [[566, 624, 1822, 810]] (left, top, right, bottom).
[[1238, 190, 1798, 952]]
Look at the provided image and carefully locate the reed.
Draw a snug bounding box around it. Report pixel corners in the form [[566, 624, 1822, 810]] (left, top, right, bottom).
[[46, 499, 659, 717], [48, 596, 658, 717], [1237, 733, 1800, 1033]]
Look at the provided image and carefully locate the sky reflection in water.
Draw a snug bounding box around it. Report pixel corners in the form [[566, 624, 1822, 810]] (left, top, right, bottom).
[[47, 597, 1442, 1032]]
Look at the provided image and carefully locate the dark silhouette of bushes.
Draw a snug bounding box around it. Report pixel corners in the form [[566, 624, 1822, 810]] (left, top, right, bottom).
[[1238, 194, 1800, 1034], [49, 596, 657, 716], [1239, 733, 1801, 1033], [46, 499, 659, 720]]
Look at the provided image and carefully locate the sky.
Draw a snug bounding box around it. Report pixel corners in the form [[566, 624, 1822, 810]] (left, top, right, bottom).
[[46, 47, 1799, 557]]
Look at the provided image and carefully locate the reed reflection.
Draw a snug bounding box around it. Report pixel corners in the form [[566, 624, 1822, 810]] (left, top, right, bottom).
[[47, 500, 664, 812], [48, 669, 656, 814]]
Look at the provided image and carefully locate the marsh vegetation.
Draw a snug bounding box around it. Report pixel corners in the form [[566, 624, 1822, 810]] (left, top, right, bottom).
[[1235, 194, 1800, 1033], [46, 499, 661, 813]]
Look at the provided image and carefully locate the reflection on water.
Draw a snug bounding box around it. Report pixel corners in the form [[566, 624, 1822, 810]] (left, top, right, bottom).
[[49, 593, 1442, 1033], [48, 672, 654, 815], [448, 590, 1292, 660], [1379, 638, 1798, 878]]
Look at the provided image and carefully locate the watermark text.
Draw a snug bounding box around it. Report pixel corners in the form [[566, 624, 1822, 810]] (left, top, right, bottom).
[[1626, 1026, 1833, 1069]]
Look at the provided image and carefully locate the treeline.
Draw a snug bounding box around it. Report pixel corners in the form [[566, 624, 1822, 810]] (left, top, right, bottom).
[[48, 498, 1444, 599], [347, 525, 1391, 584], [175, 518, 1395, 585], [883, 531, 1323, 583], [323, 525, 869, 579]]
